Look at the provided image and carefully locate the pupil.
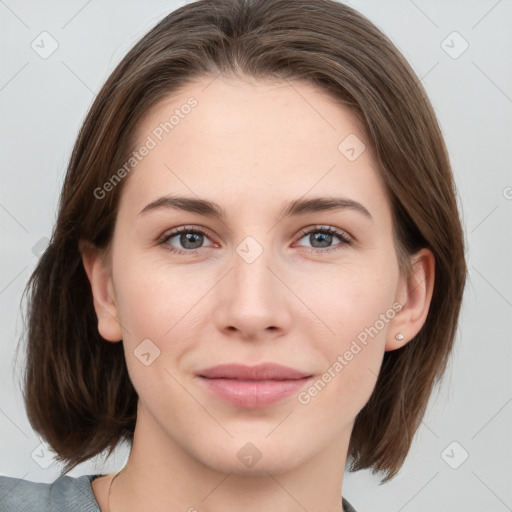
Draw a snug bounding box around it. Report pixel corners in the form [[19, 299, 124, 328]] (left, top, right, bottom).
[[313, 232, 331, 248], [181, 233, 202, 249]]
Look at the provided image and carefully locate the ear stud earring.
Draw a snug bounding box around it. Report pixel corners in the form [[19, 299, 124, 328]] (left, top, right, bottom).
[[395, 332, 404, 340]]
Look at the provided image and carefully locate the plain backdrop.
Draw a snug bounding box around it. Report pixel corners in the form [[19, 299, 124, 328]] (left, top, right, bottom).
[[1, 1, 511, 511]]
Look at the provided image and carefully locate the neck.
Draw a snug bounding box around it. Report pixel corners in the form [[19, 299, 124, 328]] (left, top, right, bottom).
[[105, 405, 351, 512]]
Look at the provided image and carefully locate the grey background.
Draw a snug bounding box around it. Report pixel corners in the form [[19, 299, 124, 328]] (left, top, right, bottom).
[[1, 1, 511, 511]]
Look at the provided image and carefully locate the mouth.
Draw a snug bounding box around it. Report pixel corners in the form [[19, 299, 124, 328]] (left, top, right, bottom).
[[196, 363, 313, 408]]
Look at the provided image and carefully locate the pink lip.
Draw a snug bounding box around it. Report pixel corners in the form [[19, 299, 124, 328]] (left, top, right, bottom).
[[196, 363, 313, 408]]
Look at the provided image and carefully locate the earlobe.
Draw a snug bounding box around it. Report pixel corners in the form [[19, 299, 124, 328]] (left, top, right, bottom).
[[79, 240, 123, 342], [386, 248, 435, 351]]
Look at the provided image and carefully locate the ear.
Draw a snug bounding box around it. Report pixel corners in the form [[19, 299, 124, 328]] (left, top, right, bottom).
[[79, 239, 123, 342], [386, 248, 435, 351]]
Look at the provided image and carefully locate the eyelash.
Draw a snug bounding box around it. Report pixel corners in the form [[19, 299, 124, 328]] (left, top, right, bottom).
[[159, 225, 352, 256]]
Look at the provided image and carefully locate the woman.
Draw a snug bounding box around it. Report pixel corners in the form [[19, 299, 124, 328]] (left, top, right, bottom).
[[0, 0, 466, 511]]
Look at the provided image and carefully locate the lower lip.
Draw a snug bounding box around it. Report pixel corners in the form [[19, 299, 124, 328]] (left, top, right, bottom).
[[198, 377, 312, 408]]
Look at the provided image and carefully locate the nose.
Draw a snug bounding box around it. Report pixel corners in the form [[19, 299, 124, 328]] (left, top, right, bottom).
[[214, 243, 292, 341]]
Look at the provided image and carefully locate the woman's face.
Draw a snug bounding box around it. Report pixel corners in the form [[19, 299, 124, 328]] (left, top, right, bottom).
[[89, 75, 420, 475]]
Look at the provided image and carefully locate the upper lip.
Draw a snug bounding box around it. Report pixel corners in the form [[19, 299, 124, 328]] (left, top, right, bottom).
[[197, 363, 312, 380]]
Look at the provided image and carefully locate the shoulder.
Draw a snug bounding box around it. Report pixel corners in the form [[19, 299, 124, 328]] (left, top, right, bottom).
[[0, 473, 102, 512]]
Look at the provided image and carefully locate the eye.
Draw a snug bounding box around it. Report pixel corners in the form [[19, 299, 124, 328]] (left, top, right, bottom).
[[159, 226, 215, 254], [159, 225, 352, 256], [295, 226, 352, 253]]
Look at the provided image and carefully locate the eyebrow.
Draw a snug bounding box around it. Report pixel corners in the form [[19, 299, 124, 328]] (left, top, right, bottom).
[[139, 195, 372, 221]]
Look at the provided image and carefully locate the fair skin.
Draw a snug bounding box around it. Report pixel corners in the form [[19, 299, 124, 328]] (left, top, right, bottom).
[[81, 75, 434, 512]]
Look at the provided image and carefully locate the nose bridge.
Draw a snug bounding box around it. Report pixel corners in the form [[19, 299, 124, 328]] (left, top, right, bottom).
[[232, 235, 278, 308], [216, 234, 290, 336]]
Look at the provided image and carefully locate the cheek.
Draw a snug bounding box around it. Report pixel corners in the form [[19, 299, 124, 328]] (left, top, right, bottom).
[[299, 261, 399, 342], [296, 265, 398, 407], [111, 257, 217, 394], [113, 251, 200, 339], [113, 263, 196, 399]]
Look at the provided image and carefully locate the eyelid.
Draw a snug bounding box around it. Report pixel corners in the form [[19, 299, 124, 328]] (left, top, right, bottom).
[[159, 224, 353, 255], [159, 225, 216, 246], [297, 225, 352, 244], [293, 225, 353, 253]]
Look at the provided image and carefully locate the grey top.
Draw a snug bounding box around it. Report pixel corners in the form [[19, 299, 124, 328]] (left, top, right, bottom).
[[0, 474, 358, 511]]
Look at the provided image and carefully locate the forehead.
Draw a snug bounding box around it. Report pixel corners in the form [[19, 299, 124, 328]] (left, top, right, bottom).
[[120, 76, 390, 223]]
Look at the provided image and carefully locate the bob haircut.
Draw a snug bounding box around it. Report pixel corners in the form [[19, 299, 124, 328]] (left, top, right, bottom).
[[18, 0, 466, 482]]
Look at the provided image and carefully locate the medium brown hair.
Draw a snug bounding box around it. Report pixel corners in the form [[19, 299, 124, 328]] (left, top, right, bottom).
[[17, 0, 466, 482]]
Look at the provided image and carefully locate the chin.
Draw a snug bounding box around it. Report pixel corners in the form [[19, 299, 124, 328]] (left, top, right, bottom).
[[195, 436, 309, 476], [207, 456, 303, 477]]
